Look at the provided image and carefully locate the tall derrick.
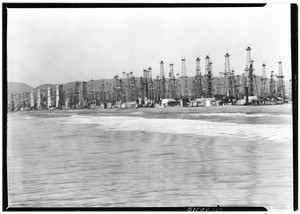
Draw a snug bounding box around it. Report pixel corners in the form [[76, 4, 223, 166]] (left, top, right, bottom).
[[30, 90, 34, 109], [113, 74, 121, 103], [260, 63, 268, 96], [180, 57, 189, 98], [160, 61, 166, 99], [248, 60, 255, 96], [148, 67, 154, 101], [244, 46, 255, 102], [270, 70, 276, 95], [168, 63, 176, 99], [55, 86, 59, 108], [194, 57, 202, 98], [231, 70, 238, 98], [47, 87, 51, 108], [224, 53, 230, 96], [37, 89, 41, 109], [205, 55, 213, 98], [142, 69, 149, 99], [276, 61, 286, 99], [58, 84, 64, 108]]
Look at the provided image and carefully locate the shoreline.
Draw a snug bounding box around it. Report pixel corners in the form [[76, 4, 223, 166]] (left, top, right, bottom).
[[8, 104, 293, 118]]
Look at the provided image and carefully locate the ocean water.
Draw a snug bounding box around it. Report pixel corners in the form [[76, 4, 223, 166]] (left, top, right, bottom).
[[7, 107, 293, 210]]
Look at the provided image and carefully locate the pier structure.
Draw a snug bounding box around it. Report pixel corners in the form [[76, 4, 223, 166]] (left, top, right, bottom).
[[276, 61, 286, 100]]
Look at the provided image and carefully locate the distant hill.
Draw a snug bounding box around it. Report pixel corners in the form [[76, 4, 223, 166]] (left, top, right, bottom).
[[7, 76, 291, 97], [8, 82, 34, 95]]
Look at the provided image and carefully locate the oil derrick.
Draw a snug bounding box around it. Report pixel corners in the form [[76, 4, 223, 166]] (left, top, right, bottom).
[[58, 84, 64, 108], [142, 68, 149, 99], [260, 63, 268, 97], [74, 82, 81, 107], [276, 61, 286, 99], [244, 46, 254, 102], [105, 82, 110, 103], [10, 94, 14, 111], [129, 71, 135, 102], [205, 55, 213, 98], [37, 90, 41, 109], [230, 70, 238, 98], [153, 75, 159, 101], [194, 57, 202, 98], [55, 86, 59, 108], [113, 75, 121, 104], [42, 88, 47, 108], [248, 60, 255, 96], [119, 72, 126, 103], [148, 67, 154, 101], [180, 57, 189, 98], [124, 73, 130, 103], [100, 80, 106, 105], [47, 87, 52, 108], [235, 75, 243, 98], [81, 82, 87, 102], [108, 83, 113, 103], [88, 79, 96, 105], [270, 71, 276, 95], [139, 76, 143, 99], [223, 53, 230, 96], [160, 61, 166, 99], [224, 53, 235, 97], [168, 63, 176, 99]]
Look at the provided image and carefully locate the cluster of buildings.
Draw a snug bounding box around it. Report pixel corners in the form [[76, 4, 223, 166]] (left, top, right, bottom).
[[8, 46, 291, 111]]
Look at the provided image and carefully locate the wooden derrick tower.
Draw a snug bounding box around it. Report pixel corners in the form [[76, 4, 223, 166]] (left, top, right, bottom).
[[168, 63, 176, 99], [160, 61, 166, 99], [193, 57, 202, 98], [180, 57, 189, 99], [205, 55, 213, 98], [276, 61, 286, 99]]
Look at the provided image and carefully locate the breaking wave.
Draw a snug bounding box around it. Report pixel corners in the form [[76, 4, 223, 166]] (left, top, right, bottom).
[[54, 115, 292, 143]]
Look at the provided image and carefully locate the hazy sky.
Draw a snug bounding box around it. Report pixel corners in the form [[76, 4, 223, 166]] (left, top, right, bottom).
[[7, 4, 291, 87]]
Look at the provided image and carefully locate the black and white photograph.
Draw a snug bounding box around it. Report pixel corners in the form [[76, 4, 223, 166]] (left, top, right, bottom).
[[4, 3, 296, 211]]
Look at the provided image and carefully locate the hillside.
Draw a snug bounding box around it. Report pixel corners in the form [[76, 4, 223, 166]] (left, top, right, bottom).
[[7, 76, 291, 97], [8, 82, 34, 95]]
